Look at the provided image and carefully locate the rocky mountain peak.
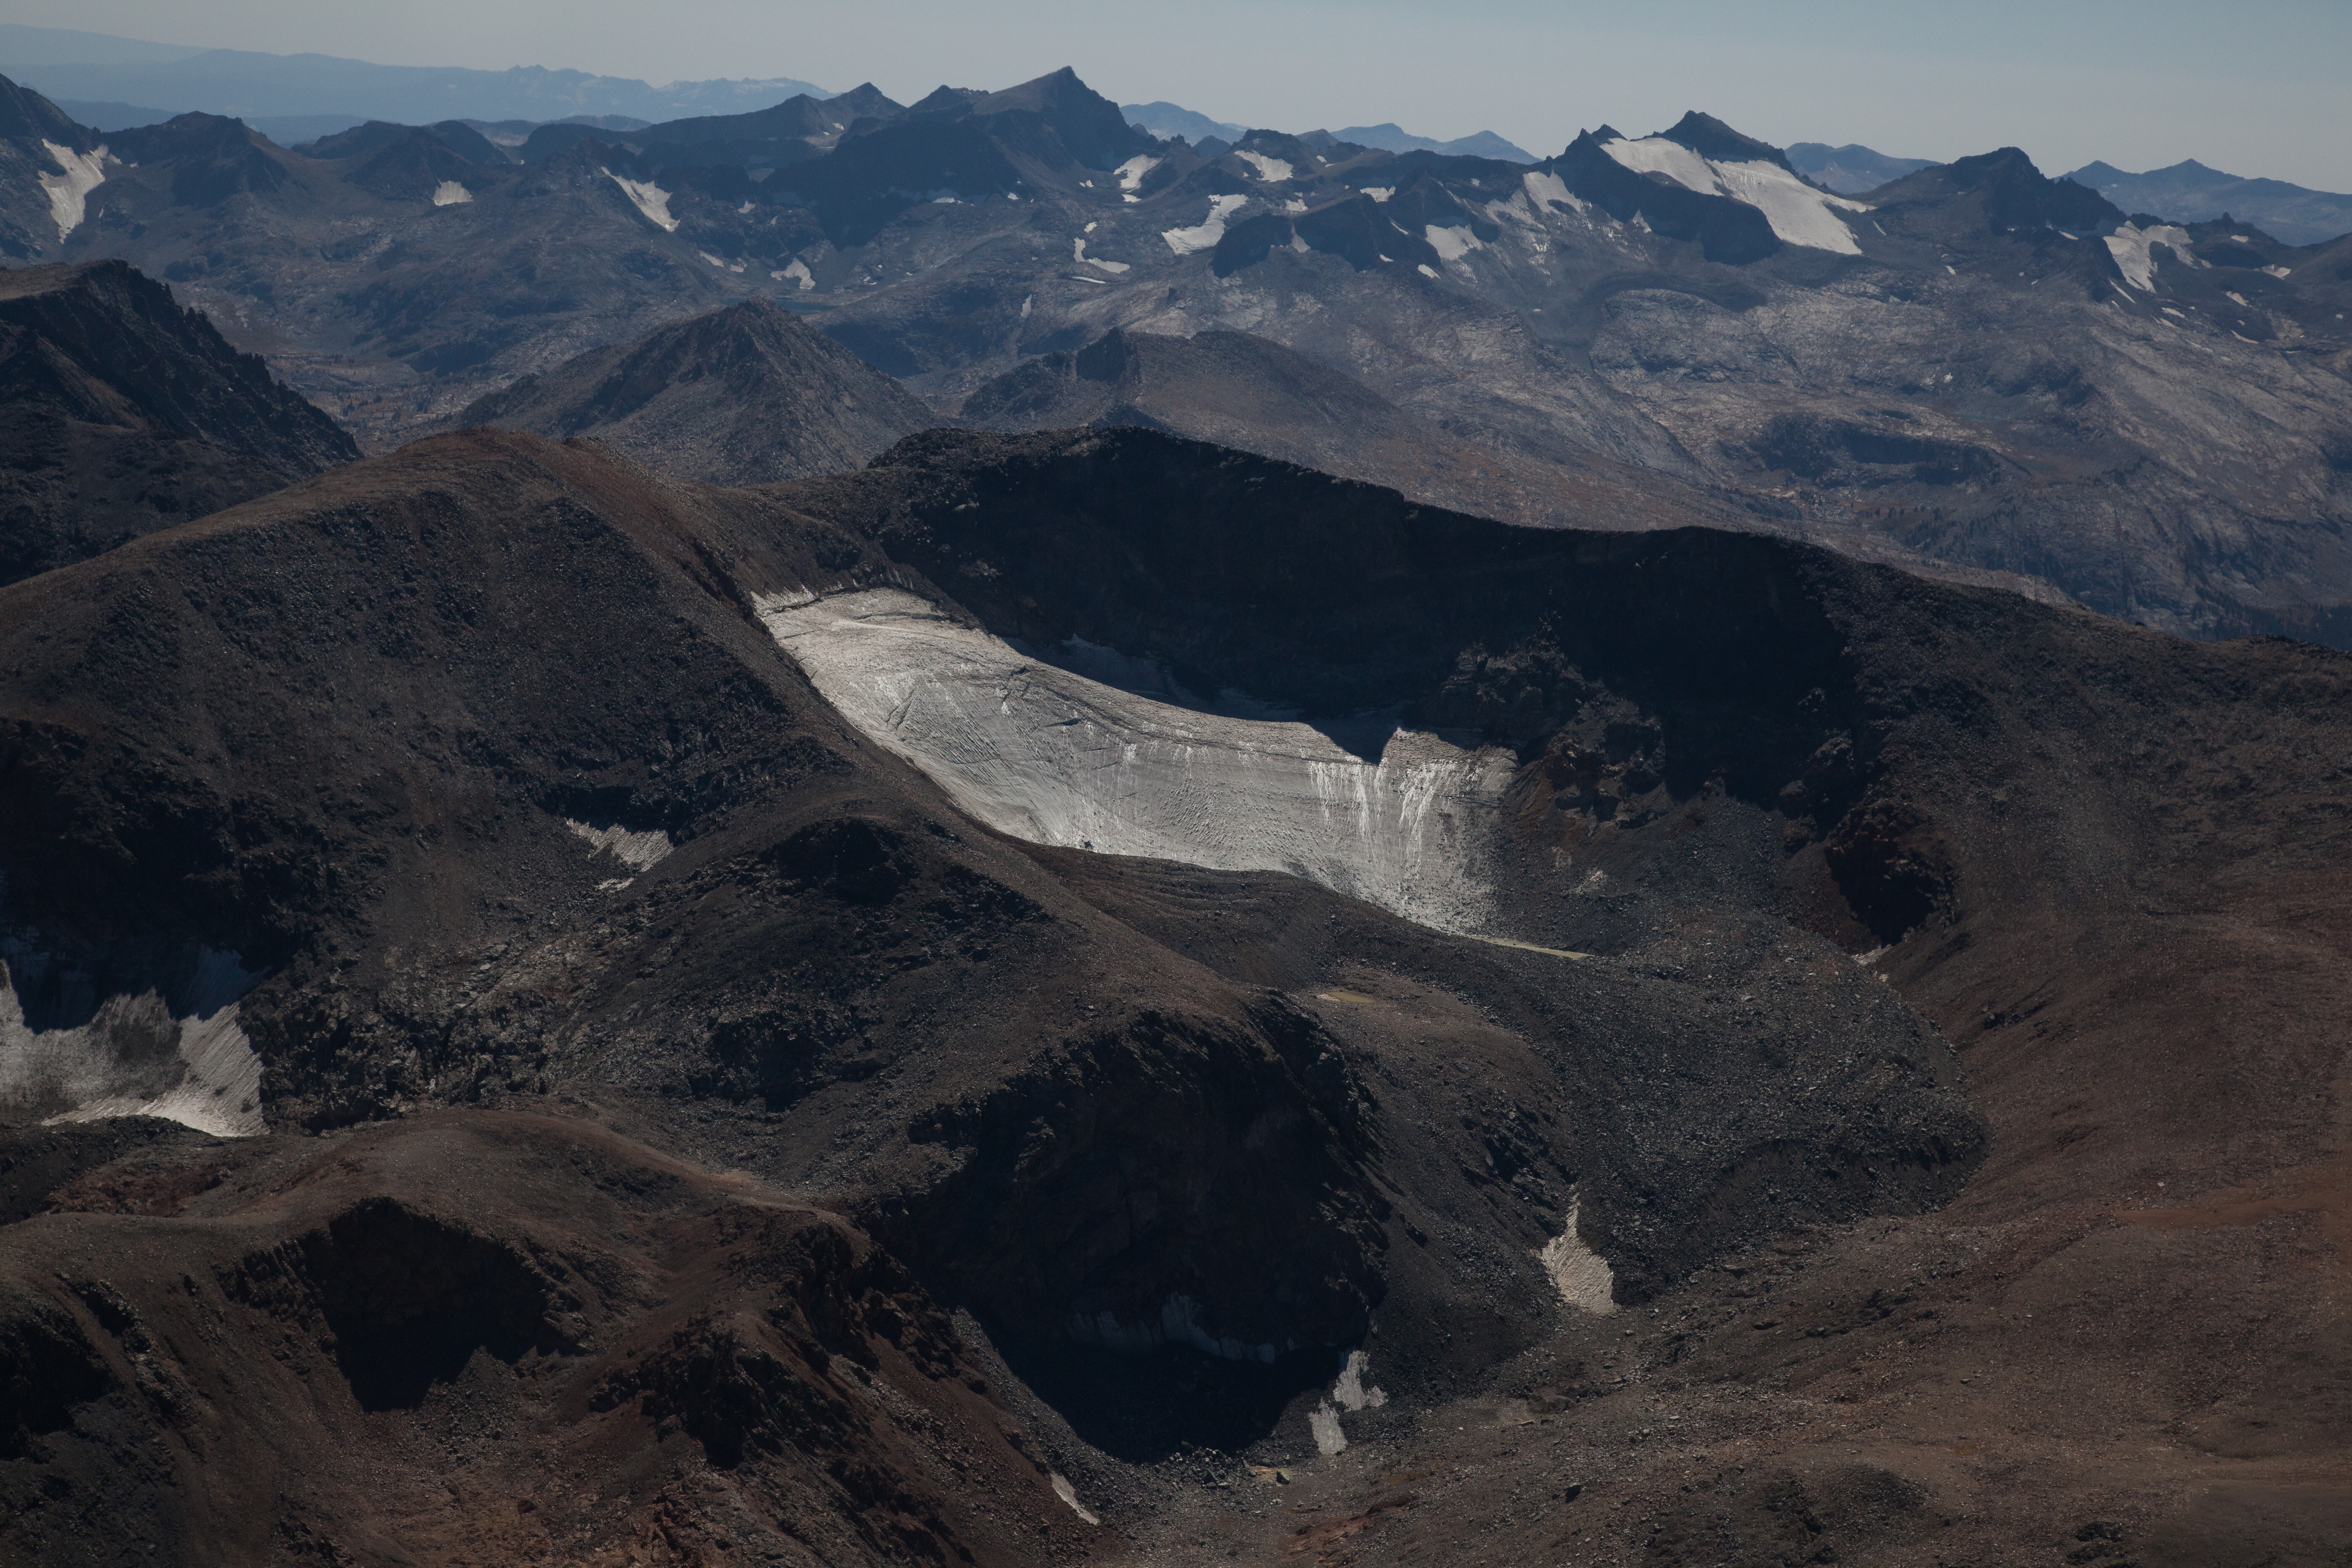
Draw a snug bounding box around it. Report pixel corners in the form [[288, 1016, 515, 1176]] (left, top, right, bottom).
[[1656, 109, 1792, 170], [968, 65, 1153, 170], [905, 85, 983, 117], [1877, 144, 2122, 233], [0, 72, 92, 152]]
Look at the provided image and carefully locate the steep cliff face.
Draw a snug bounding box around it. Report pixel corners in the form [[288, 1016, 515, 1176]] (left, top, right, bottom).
[[0, 259, 355, 584]]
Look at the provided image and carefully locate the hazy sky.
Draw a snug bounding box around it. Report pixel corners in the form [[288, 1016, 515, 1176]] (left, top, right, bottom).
[[15, 0, 2352, 188]]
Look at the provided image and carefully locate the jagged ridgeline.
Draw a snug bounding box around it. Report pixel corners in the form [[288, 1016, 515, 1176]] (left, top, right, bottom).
[[3, 67, 2347, 640]]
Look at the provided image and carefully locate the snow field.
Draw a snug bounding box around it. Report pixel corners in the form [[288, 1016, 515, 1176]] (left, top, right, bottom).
[[604, 168, 678, 232], [0, 944, 267, 1137], [1234, 150, 1293, 183], [2104, 221, 2202, 291], [38, 142, 111, 241], [1600, 137, 1868, 255], [1162, 193, 1250, 255], [756, 589, 1512, 935]]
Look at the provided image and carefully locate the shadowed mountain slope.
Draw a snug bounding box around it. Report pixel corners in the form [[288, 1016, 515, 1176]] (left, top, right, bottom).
[[461, 297, 939, 483], [0, 257, 354, 584]]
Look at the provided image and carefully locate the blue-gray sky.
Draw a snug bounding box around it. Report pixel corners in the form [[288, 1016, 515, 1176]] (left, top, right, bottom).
[[11, 0, 2352, 188]]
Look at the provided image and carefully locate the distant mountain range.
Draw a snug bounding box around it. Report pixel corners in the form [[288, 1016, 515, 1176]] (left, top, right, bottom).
[[1785, 142, 2352, 245], [2065, 158, 2352, 248], [0, 23, 827, 130], [1121, 100, 1246, 144], [1124, 100, 1536, 162], [6, 57, 2351, 643], [1785, 142, 1937, 193]]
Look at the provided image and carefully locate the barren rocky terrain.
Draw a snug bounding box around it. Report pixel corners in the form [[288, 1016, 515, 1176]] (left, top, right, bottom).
[[3, 44, 2350, 1568], [0, 421, 2345, 1564]]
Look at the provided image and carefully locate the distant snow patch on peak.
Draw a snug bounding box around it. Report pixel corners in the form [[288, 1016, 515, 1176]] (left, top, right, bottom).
[[1162, 193, 1249, 255], [1115, 153, 1160, 192], [604, 168, 678, 232], [1521, 170, 1586, 215], [1020, 293, 1033, 318], [431, 180, 472, 206], [1600, 135, 1867, 254], [1074, 237, 1130, 273], [1425, 224, 1483, 262], [38, 142, 112, 241], [1234, 149, 1292, 182], [1417, 263, 1439, 279], [2104, 220, 2200, 291], [567, 819, 674, 872], [1360, 186, 1395, 203], [698, 250, 727, 268], [774, 258, 815, 290]]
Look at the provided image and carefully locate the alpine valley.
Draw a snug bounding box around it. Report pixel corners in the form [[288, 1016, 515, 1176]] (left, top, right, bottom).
[[2, 49, 2350, 1568]]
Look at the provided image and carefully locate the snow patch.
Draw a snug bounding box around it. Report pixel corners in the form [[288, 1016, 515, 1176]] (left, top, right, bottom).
[[37, 142, 111, 241], [1521, 170, 1586, 215], [1073, 237, 1129, 273], [1, 944, 267, 1137], [1162, 193, 1249, 255], [1050, 1474, 1099, 1526], [1600, 137, 1868, 254], [1417, 263, 1439, 279], [1309, 1349, 1389, 1455], [1425, 224, 1483, 262], [431, 180, 472, 206], [699, 250, 727, 268], [2263, 265, 2291, 279], [1360, 186, 1395, 203], [604, 168, 678, 232], [2103, 221, 2199, 291], [774, 258, 815, 290], [758, 588, 1511, 933], [1234, 150, 1292, 183], [1115, 153, 1161, 192], [1020, 293, 1033, 318], [566, 819, 674, 872], [1538, 1196, 1616, 1315]]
